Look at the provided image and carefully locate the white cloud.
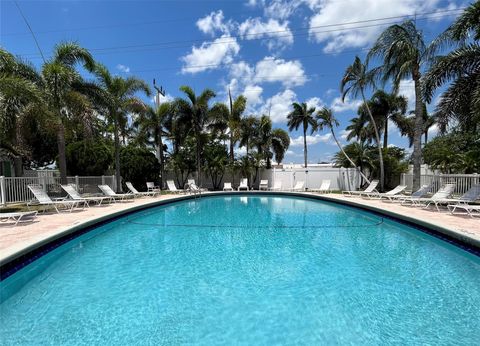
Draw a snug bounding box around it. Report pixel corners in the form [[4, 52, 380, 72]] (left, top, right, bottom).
[[290, 133, 332, 147], [398, 79, 415, 111], [262, 89, 297, 123], [305, 96, 324, 111], [427, 123, 439, 138], [196, 10, 231, 36], [181, 36, 240, 74], [339, 129, 351, 141], [243, 84, 263, 106], [229, 61, 254, 81], [330, 96, 361, 113], [254, 57, 307, 87], [151, 93, 174, 105], [308, 0, 446, 53], [238, 18, 293, 50], [263, 0, 300, 20], [116, 64, 130, 73]]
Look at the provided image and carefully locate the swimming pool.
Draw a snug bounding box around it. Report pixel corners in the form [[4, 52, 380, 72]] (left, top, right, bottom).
[[1, 195, 479, 344]]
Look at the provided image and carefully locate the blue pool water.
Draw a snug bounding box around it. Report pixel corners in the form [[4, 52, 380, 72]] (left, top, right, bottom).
[[1, 195, 479, 345]]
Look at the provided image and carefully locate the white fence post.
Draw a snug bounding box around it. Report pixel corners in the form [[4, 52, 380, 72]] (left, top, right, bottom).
[[75, 175, 79, 189], [0, 176, 5, 207]]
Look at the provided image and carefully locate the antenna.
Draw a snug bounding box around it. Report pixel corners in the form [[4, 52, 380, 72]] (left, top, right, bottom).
[[153, 79, 165, 97]]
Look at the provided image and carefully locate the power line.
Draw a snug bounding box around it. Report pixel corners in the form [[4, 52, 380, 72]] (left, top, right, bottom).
[[13, 0, 46, 63], [16, 8, 463, 59]]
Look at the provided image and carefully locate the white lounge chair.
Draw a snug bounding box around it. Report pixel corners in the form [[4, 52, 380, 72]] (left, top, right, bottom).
[[343, 180, 379, 197], [269, 181, 282, 191], [238, 178, 249, 191], [187, 179, 207, 192], [0, 211, 38, 226], [61, 184, 113, 206], [408, 183, 456, 211], [448, 204, 480, 217], [364, 185, 407, 200], [430, 184, 480, 212], [223, 182, 233, 191], [291, 181, 305, 192], [146, 182, 161, 193], [126, 182, 157, 197], [98, 185, 134, 202], [166, 180, 184, 194], [27, 184, 86, 213], [313, 180, 331, 194], [385, 184, 431, 203], [259, 180, 269, 191]]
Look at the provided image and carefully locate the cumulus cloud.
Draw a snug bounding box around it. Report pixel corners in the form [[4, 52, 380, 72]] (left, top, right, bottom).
[[238, 17, 293, 50], [330, 96, 361, 113], [243, 84, 263, 106], [254, 57, 307, 87], [305, 96, 324, 111], [181, 36, 240, 74], [151, 93, 174, 105], [262, 89, 297, 123], [196, 10, 231, 35], [308, 0, 448, 53], [290, 133, 332, 147], [116, 64, 130, 73], [398, 78, 416, 111]]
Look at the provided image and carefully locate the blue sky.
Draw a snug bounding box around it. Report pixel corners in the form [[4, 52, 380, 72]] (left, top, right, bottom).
[[1, 0, 465, 164]]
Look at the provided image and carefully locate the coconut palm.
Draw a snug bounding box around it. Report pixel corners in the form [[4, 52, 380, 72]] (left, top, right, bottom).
[[135, 102, 172, 189], [287, 102, 316, 168], [174, 86, 216, 185], [422, 2, 480, 133], [368, 20, 435, 191], [271, 128, 290, 165], [94, 64, 150, 191], [238, 116, 259, 158], [316, 107, 371, 184], [341, 56, 384, 190], [333, 142, 375, 183]]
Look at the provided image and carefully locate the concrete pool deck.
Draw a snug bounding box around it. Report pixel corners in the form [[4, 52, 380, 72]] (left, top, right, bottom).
[[0, 192, 479, 266]]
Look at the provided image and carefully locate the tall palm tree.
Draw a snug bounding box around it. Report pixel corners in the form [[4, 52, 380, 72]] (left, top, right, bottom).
[[316, 107, 370, 184], [238, 116, 259, 158], [271, 128, 290, 165], [345, 116, 375, 144], [287, 102, 316, 168], [333, 142, 375, 184], [209, 90, 247, 161], [135, 102, 171, 189], [422, 2, 480, 133], [368, 20, 434, 191], [341, 56, 384, 190], [175, 86, 216, 185], [94, 64, 150, 191]]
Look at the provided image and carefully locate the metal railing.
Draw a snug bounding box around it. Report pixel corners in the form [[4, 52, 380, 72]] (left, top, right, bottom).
[[0, 175, 116, 206], [400, 173, 480, 196]]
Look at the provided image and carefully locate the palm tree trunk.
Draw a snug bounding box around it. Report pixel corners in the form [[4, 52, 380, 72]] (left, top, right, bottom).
[[412, 71, 424, 191], [57, 122, 68, 185], [361, 89, 384, 191], [114, 117, 121, 193], [303, 126, 308, 168], [229, 131, 234, 162], [383, 115, 388, 149], [330, 129, 371, 184], [157, 133, 165, 190], [196, 132, 201, 185]]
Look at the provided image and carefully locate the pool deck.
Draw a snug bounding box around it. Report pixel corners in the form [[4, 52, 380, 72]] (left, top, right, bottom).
[[0, 192, 479, 266]]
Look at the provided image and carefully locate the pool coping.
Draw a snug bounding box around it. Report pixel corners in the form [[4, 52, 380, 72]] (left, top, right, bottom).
[[1, 191, 479, 279]]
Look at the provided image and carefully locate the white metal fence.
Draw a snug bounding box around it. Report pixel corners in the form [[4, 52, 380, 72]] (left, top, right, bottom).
[[400, 173, 480, 196], [0, 175, 116, 206]]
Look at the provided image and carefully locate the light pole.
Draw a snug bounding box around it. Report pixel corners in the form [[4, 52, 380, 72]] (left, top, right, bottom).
[[153, 79, 166, 189]]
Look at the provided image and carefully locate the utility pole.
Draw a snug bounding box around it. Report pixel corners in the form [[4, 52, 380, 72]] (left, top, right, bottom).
[[153, 79, 166, 190]]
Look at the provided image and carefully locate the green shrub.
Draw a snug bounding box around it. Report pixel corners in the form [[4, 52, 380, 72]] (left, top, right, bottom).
[[120, 145, 160, 190], [66, 140, 113, 175]]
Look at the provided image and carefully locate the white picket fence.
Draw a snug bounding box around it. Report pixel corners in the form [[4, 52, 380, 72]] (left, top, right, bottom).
[[400, 173, 480, 196], [0, 175, 116, 206]]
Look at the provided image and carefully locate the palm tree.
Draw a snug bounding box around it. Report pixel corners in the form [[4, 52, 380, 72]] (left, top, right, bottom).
[[345, 116, 374, 144], [333, 142, 375, 183], [422, 2, 480, 133], [341, 56, 384, 190], [271, 128, 290, 165], [316, 107, 370, 184], [368, 20, 435, 191], [238, 116, 259, 158], [40, 43, 98, 183], [135, 102, 171, 189], [94, 64, 150, 191], [287, 102, 316, 168], [175, 86, 216, 185]]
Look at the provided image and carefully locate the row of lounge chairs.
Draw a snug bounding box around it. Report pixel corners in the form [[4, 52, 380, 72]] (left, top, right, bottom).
[[343, 180, 480, 217]]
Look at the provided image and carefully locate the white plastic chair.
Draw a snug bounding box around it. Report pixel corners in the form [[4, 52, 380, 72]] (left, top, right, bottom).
[[238, 178, 249, 191]]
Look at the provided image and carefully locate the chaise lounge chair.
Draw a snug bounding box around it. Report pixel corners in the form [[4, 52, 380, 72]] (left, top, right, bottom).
[[126, 182, 158, 197], [27, 184, 86, 213], [259, 179, 269, 191], [364, 185, 407, 200], [238, 178, 249, 191], [404, 183, 456, 211], [146, 182, 161, 193], [223, 182, 234, 191], [269, 181, 282, 191], [432, 184, 480, 212], [312, 180, 331, 194], [447, 204, 480, 217], [98, 185, 134, 202], [385, 184, 431, 204], [61, 184, 113, 206], [187, 179, 207, 192], [342, 180, 379, 197], [291, 181, 305, 192], [0, 211, 38, 226], [166, 180, 184, 194]]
